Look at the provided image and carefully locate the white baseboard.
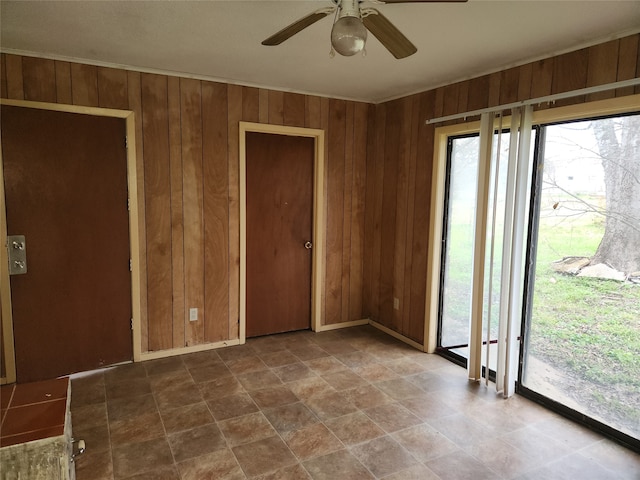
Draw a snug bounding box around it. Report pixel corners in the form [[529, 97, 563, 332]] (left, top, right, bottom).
[[140, 338, 242, 361], [369, 320, 425, 352], [315, 319, 370, 332]]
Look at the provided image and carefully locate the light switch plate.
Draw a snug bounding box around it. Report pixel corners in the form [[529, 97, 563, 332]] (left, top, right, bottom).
[[189, 308, 198, 321]]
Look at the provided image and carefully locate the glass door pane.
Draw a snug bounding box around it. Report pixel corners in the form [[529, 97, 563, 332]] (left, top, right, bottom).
[[522, 114, 640, 443], [438, 131, 512, 374], [439, 134, 479, 362]]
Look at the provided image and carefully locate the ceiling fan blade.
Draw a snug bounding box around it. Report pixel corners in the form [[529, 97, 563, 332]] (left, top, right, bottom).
[[362, 10, 417, 59], [262, 9, 333, 46], [380, 0, 467, 3]]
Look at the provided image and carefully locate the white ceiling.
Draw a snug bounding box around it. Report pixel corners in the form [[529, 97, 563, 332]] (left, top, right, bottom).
[[2, 1, 640, 103]]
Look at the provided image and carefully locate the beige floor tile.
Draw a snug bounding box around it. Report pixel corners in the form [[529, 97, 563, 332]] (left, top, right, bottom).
[[364, 402, 422, 433], [167, 423, 227, 463], [159, 401, 214, 434], [324, 411, 385, 446], [177, 448, 243, 480], [109, 411, 165, 446], [283, 423, 343, 460], [302, 449, 374, 480], [263, 402, 319, 433], [207, 393, 259, 421], [392, 423, 459, 463], [111, 437, 173, 479], [218, 411, 277, 447], [232, 436, 298, 477], [350, 435, 418, 478], [250, 385, 299, 409], [304, 391, 358, 421], [427, 450, 498, 480]]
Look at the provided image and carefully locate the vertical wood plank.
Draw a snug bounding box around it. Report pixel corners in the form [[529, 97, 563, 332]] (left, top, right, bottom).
[[517, 63, 533, 101], [55, 61, 72, 104], [393, 98, 411, 334], [341, 102, 354, 324], [488, 72, 501, 107], [228, 84, 242, 339], [586, 40, 619, 101], [268, 90, 284, 125], [379, 101, 401, 329], [141, 73, 173, 351], [21, 57, 56, 103], [552, 48, 588, 105], [499, 67, 520, 105], [258, 88, 269, 123], [370, 104, 386, 322], [616, 34, 638, 97], [283, 92, 306, 127], [181, 78, 205, 346], [442, 83, 459, 117], [242, 86, 259, 122], [320, 97, 330, 326], [203, 82, 230, 342], [402, 95, 419, 338], [305, 95, 321, 129], [433, 87, 444, 119], [168, 76, 185, 349], [530, 58, 554, 99], [408, 91, 435, 344], [325, 99, 346, 325], [97, 67, 129, 109], [349, 103, 367, 321], [127, 71, 148, 351], [0, 54, 8, 98], [636, 35, 640, 95], [457, 81, 469, 115], [467, 75, 490, 111], [0, 308, 4, 377], [5, 54, 24, 100], [70, 63, 99, 107], [362, 104, 377, 318]]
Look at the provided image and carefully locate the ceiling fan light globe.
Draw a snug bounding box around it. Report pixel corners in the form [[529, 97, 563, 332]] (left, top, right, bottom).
[[331, 16, 367, 56]]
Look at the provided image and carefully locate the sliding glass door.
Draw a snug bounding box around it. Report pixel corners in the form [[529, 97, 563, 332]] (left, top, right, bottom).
[[521, 113, 640, 445]]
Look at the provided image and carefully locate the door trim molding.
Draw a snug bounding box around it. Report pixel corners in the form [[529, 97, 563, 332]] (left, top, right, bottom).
[[239, 122, 325, 343], [0, 99, 143, 384]]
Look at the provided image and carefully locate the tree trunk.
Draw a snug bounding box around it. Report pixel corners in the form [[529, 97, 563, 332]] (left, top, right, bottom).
[[591, 116, 640, 274]]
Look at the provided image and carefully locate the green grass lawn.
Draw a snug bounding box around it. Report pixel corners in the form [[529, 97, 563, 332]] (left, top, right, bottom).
[[528, 216, 640, 434]]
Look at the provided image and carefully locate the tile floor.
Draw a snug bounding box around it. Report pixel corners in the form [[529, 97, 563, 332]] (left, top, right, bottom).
[[1, 377, 69, 447], [69, 325, 640, 480]]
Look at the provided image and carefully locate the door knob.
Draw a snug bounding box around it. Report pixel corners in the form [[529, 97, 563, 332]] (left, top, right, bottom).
[[304, 241, 313, 250]]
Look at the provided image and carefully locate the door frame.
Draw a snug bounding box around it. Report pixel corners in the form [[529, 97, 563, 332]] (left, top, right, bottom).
[[239, 122, 325, 343], [0, 99, 143, 384]]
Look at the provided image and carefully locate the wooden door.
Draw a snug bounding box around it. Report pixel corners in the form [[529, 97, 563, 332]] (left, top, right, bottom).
[[246, 132, 314, 337], [2, 106, 132, 383]]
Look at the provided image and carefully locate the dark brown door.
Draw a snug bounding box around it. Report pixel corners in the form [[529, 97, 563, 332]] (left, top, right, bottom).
[[246, 132, 314, 337], [2, 106, 132, 382]]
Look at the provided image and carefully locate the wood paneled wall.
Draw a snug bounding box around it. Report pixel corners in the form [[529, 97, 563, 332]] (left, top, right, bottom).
[[364, 34, 640, 344], [2, 33, 638, 354], [0, 54, 370, 353]]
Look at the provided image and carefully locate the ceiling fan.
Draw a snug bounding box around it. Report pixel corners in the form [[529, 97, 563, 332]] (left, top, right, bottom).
[[262, 0, 468, 59]]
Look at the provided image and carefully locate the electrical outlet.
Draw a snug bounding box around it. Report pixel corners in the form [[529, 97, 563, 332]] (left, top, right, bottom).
[[393, 297, 399, 310], [189, 308, 198, 322]]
